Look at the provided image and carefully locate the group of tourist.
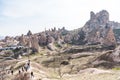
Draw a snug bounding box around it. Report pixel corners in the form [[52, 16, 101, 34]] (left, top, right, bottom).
[[18, 60, 34, 78], [5, 59, 34, 78]]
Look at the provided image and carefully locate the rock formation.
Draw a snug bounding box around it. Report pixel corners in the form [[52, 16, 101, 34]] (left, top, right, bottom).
[[29, 35, 40, 53], [82, 10, 117, 46], [19, 34, 27, 46], [102, 26, 116, 46], [27, 30, 32, 36], [89, 46, 120, 68]]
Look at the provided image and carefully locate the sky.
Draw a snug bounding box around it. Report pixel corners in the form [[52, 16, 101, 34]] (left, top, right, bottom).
[[0, 0, 120, 36]]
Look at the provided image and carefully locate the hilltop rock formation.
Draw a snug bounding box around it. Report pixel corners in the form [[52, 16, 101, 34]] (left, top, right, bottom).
[[62, 10, 119, 46], [82, 10, 117, 46], [83, 10, 109, 33]]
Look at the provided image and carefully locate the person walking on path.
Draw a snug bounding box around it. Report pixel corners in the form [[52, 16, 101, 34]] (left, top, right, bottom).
[[11, 70, 13, 75], [19, 70, 21, 74], [31, 72, 34, 78]]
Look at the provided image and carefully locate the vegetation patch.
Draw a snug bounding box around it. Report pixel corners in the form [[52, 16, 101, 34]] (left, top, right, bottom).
[[112, 67, 120, 70]]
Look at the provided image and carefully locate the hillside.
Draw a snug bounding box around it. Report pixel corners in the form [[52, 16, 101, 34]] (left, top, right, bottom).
[[1, 46, 120, 80], [0, 10, 120, 80]]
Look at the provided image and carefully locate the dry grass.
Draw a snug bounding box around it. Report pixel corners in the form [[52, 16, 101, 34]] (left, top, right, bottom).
[[1, 50, 120, 80]]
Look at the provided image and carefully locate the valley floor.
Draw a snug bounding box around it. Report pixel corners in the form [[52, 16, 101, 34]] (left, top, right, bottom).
[[1, 50, 120, 80]]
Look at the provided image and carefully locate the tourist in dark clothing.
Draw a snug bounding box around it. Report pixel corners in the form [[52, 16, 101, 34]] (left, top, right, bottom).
[[19, 70, 21, 74], [27, 60, 31, 69], [22, 67, 24, 72], [31, 72, 34, 77], [11, 70, 13, 75]]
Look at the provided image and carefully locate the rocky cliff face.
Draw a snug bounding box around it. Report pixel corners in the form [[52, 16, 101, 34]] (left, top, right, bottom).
[[82, 10, 117, 46], [83, 10, 109, 32], [63, 10, 120, 46]]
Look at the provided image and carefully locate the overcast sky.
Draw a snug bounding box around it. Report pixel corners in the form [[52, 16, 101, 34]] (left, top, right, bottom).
[[0, 0, 120, 36]]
